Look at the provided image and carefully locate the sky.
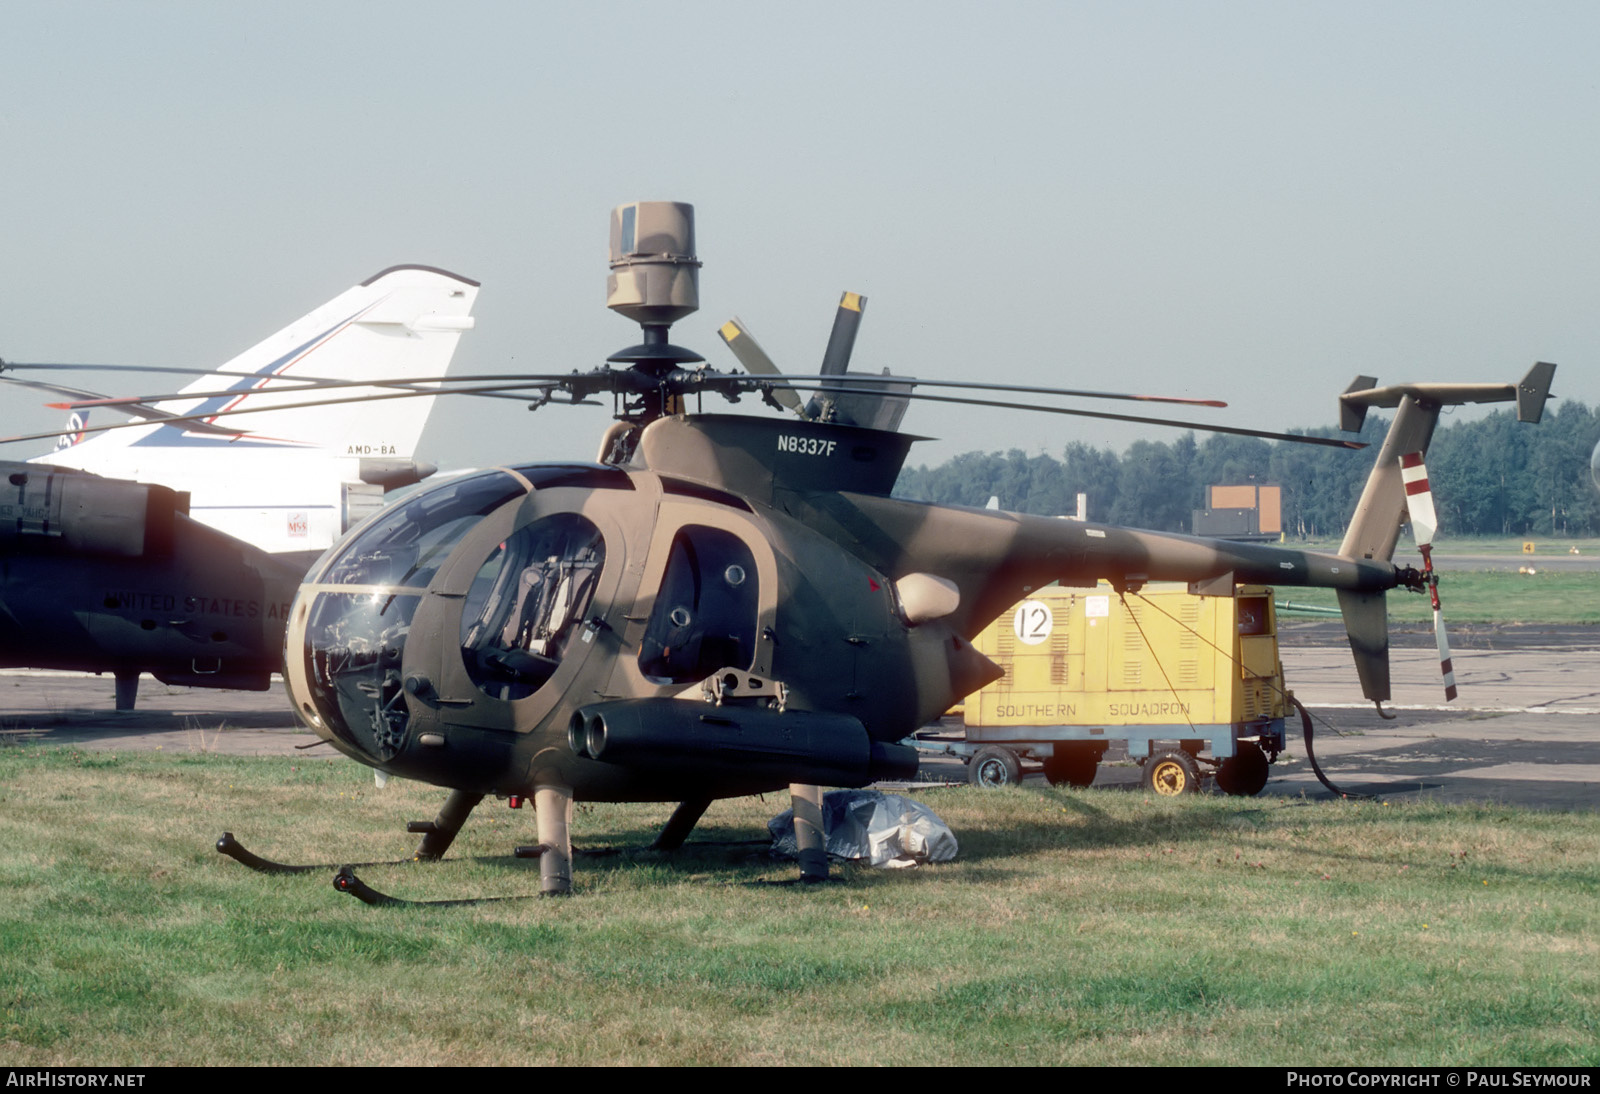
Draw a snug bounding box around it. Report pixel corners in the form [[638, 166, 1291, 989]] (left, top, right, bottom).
[[4, 1, 1598, 474]]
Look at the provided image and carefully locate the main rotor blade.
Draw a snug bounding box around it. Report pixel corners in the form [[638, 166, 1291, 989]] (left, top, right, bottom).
[[0, 376, 249, 435], [13, 358, 1229, 412], [819, 292, 866, 377], [764, 372, 1227, 408], [0, 375, 130, 404], [21, 373, 560, 409], [1, 360, 572, 390], [0, 380, 568, 447], [789, 383, 1365, 449], [717, 319, 805, 415], [806, 291, 866, 422], [0, 362, 231, 377], [3, 359, 1344, 449], [42, 385, 538, 409]]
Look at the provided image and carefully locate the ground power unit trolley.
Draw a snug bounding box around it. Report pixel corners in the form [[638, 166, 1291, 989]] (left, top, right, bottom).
[[914, 583, 1301, 796]]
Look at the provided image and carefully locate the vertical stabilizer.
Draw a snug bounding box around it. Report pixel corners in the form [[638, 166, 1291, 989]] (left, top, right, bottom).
[[1336, 589, 1392, 702], [39, 265, 478, 466], [1515, 361, 1556, 424], [1338, 395, 1443, 565]]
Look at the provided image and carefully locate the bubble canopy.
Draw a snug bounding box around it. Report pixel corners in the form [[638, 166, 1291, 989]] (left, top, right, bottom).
[[311, 468, 533, 589], [298, 468, 537, 761]]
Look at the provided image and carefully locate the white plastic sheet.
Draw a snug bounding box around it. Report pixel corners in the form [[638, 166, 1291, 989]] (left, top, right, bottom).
[[768, 789, 958, 868]]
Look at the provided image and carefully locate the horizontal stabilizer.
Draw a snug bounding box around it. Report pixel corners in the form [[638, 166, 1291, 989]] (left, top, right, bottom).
[[1338, 362, 1557, 433], [1338, 362, 1557, 564]]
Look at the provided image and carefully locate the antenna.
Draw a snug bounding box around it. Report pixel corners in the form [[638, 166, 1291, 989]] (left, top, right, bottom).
[[605, 201, 705, 369]]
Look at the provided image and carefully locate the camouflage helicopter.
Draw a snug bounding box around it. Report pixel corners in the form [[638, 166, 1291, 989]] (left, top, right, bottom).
[[187, 201, 1547, 898]]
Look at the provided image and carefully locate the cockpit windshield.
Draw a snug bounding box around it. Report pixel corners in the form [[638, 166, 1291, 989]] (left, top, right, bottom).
[[302, 469, 531, 760], [314, 469, 532, 588]]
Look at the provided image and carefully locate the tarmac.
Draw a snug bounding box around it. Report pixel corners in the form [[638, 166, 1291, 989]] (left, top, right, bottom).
[[2, 624, 1597, 811], [1262, 626, 1600, 811], [0, 671, 313, 757]]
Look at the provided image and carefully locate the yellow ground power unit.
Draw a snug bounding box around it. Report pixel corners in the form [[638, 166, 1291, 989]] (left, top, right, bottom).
[[928, 583, 1298, 796]]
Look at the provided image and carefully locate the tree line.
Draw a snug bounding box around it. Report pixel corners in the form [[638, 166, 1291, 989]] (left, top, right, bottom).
[[893, 400, 1600, 538]]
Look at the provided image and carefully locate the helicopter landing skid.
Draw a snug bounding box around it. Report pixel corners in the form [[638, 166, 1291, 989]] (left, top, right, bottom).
[[789, 782, 830, 883], [214, 832, 424, 875], [332, 866, 549, 906]]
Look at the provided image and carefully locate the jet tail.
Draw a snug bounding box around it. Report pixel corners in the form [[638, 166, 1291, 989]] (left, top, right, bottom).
[[40, 265, 479, 461], [27, 266, 479, 553], [1333, 363, 1557, 701]]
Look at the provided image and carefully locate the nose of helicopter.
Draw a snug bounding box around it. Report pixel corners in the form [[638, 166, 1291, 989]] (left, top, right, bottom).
[[284, 467, 537, 765], [292, 587, 421, 764]]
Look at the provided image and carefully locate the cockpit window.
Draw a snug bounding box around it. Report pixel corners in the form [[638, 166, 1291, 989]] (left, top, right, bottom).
[[303, 592, 420, 761], [639, 527, 759, 684], [460, 514, 606, 701], [300, 470, 531, 762], [315, 469, 530, 589]]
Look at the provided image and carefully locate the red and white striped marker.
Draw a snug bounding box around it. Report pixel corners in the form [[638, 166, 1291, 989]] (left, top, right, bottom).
[[1400, 451, 1457, 701], [1432, 606, 1458, 702], [1400, 451, 1438, 547]]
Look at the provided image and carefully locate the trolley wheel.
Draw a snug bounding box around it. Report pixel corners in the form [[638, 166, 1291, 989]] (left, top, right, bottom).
[[1143, 750, 1200, 796], [1215, 741, 1270, 797], [969, 745, 1023, 788], [1042, 743, 1103, 788]]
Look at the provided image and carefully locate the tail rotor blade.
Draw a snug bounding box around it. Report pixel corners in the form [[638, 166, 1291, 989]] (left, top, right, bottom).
[[1400, 452, 1438, 547], [1401, 451, 1456, 701], [1434, 607, 1459, 702]]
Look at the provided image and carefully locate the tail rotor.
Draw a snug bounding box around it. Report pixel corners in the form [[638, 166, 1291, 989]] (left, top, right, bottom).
[[1400, 452, 1457, 702]]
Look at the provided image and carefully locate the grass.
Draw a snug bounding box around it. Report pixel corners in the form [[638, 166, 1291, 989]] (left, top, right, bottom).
[[1267, 535, 1600, 624], [1288, 535, 1600, 557], [1425, 535, 1600, 558], [1277, 569, 1600, 624], [1, 747, 1596, 1066]]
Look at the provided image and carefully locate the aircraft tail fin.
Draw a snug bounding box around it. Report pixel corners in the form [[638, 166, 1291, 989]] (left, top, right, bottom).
[[52, 265, 479, 460], [1333, 363, 1557, 701], [52, 408, 92, 453]]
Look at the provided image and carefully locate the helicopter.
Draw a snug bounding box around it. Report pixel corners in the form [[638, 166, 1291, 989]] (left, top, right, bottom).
[[148, 201, 1545, 898]]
